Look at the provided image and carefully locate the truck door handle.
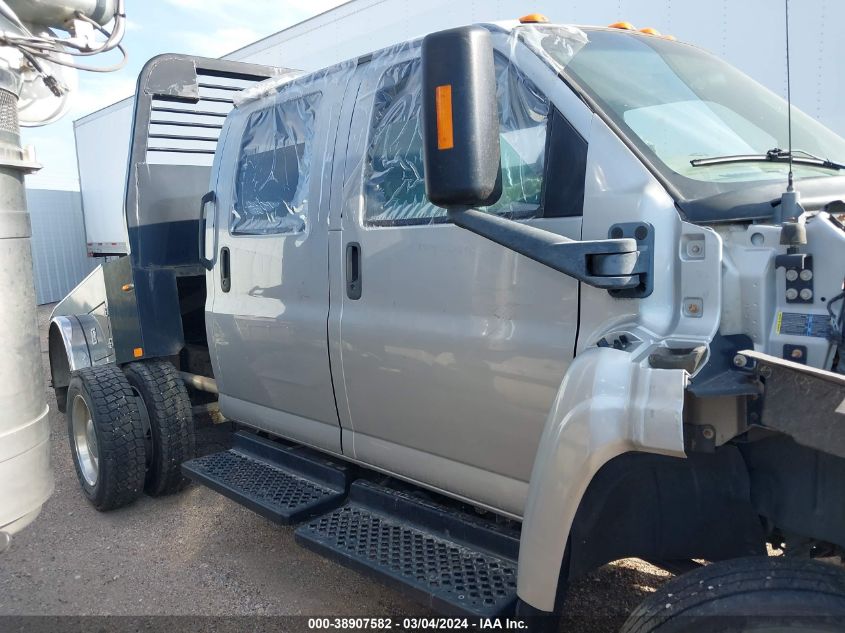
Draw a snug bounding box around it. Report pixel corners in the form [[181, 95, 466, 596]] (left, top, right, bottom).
[[346, 242, 362, 300], [220, 247, 231, 293], [199, 191, 215, 271]]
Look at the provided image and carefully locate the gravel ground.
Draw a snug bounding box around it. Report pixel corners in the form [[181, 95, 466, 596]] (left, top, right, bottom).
[[0, 304, 672, 631]]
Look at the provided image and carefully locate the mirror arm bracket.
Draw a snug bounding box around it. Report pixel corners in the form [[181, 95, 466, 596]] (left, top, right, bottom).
[[448, 209, 654, 298]]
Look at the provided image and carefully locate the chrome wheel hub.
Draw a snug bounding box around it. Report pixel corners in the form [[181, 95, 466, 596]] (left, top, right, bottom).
[[71, 395, 99, 487]]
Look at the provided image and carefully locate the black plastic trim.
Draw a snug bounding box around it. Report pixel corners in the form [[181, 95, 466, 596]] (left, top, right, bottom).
[[448, 208, 647, 293]]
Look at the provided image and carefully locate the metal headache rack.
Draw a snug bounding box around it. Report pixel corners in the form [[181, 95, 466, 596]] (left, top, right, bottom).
[[136, 59, 292, 164], [146, 70, 261, 161]]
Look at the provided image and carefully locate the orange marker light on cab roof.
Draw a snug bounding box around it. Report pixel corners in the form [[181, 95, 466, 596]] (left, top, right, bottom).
[[639, 27, 661, 35], [608, 21, 636, 30], [663, 34, 677, 40], [519, 13, 549, 24]]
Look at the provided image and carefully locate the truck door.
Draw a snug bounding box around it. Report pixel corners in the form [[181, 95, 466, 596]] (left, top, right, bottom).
[[331, 47, 589, 516], [208, 67, 351, 454]]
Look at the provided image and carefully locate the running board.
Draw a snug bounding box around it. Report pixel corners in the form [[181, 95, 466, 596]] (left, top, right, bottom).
[[181, 431, 351, 524], [296, 480, 520, 618]]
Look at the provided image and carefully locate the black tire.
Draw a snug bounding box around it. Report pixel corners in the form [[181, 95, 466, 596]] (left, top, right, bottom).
[[123, 360, 195, 496], [621, 557, 845, 633], [66, 365, 146, 510]]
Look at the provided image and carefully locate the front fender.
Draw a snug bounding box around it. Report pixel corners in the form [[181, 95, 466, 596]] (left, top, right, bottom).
[[516, 346, 687, 611], [48, 315, 112, 390]]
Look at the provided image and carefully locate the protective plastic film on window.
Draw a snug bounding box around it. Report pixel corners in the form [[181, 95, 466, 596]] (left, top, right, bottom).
[[364, 48, 551, 227], [233, 70, 304, 108], [232, 92, 320, 235], [514, 23, 589, 73]]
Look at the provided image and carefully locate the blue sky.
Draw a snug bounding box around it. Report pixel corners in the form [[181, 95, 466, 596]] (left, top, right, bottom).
[[22, 0, 347, 189]]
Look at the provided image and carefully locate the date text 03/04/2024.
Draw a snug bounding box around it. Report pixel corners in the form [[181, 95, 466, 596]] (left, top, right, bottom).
[[307, 618, 529, 630]]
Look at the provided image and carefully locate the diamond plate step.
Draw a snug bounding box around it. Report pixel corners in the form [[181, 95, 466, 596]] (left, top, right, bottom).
[[182, 432, 350, 524], [295, 481, 519, 617]]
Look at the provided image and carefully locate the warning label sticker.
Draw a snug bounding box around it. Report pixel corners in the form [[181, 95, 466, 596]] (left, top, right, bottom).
[[776, 312, 832, 338]]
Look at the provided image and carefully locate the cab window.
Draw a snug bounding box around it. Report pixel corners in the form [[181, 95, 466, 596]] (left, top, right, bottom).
[[364, 56, 583, 227], [232, 92, 320, 235]]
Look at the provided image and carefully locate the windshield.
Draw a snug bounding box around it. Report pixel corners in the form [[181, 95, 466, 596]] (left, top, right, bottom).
[[530, 26, 845, 200]]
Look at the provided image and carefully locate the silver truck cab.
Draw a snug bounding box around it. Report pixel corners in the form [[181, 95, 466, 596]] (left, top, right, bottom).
[[50, 18, 845, 630]]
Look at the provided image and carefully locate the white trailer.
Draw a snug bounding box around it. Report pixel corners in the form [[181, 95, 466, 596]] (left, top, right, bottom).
[[74, 100, 134, 255], [72, 0, 845, 255]]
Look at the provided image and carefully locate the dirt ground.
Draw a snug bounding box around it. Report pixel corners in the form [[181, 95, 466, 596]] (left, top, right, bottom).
[[0, 304, 672, 632]]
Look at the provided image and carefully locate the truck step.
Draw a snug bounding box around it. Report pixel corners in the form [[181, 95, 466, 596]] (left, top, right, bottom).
[[181, 431, 350, 524], [295, 481, 519, 618]]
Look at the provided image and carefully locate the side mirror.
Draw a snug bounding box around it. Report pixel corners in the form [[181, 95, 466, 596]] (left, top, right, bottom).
[[420, 27, 653, 299], [421, 26, 502, 209]]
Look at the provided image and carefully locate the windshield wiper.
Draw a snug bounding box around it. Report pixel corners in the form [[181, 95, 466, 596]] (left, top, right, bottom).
[[690, 148, 845, 171]]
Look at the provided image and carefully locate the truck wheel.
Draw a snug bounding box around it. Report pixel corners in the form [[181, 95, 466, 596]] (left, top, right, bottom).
[[620, 557, 845, 633], [122, 360, 195, 496], [67, 365, 146, 510]]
